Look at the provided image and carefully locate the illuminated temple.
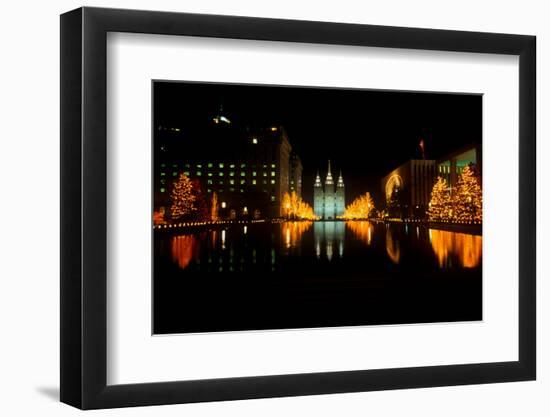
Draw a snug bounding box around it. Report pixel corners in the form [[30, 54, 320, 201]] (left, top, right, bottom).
[[314, 161, 345, 220]]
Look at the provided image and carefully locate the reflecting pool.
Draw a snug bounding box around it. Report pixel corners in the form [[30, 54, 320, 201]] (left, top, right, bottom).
[[154, 221, 482, 334]]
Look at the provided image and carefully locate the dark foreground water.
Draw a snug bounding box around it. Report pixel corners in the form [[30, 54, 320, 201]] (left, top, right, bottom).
[[154, 221, 482, 334]]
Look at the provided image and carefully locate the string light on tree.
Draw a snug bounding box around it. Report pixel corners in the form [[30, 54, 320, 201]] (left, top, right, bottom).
[[169, 173, 196, 220], [282, 191, 317, 220], [428, 176, 451, 222], [341, 192, 376, 219], [452, 165, 482, 223]]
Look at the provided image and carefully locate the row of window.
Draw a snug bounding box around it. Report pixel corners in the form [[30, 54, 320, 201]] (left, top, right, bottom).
[[160, 162, 277, 169], [159, 171, 277, 178], [438, 165, 467, 174], [206, 179, 276, 185]]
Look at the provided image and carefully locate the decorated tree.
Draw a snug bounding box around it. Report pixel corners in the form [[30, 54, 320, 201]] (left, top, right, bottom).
[[282, 191, 317, 220], [210, 192, 219, 221], [342, 192, 375, 219], [452, 165, 482, 223], [169, 173, 195, 220], [428, 176, 451, 221]]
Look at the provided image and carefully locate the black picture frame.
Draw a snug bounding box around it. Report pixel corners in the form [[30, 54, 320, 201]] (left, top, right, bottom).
[[60, 6, 536, 410]]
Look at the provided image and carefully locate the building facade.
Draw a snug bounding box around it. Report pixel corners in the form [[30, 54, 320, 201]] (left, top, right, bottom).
[[436, 144, 482, 190], [154, 110, 302, 219], [314, 161, 345, 220], [381, 159, 436, 219]]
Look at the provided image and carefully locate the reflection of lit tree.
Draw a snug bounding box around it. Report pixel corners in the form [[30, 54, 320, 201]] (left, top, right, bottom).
[[429, 229, 482, 268], [170, 173, 195, 220], [171, 235, 197, 269], [341, 192, 375, 219], [210, 192, 219, 221], [282, 221, 312, 249], [346, 221, 373, 245], [453, 165, 482, 223], [428, 176, 451, 221], [282, 191, 317, 220]]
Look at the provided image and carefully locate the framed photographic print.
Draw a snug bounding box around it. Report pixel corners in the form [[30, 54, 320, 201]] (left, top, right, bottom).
[[60, 7, 536, 409]]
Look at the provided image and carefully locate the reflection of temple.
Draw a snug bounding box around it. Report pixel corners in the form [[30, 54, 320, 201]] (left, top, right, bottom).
[[314, 221, 345, 261]]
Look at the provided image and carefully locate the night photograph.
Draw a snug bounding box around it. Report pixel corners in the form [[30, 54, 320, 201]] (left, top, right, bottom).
[[152, 81, 483, 335]]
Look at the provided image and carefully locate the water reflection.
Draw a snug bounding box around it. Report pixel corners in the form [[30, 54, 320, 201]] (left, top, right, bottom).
[[166, 221, 481, 272], [171, 235, 198, 269], [282, 221, 312, 250], [385, 227, 401, 264], [314, 221, 345, 261], [429, 229, 482, 268], [346, 221, 373, 246]]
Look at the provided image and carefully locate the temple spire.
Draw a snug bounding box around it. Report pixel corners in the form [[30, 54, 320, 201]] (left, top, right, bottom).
[[325, 160, 334, 185], [337, 170, 344, 187]]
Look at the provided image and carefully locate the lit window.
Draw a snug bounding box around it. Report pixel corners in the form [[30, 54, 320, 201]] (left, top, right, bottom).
[[240, 179, 246, 185], [252, 138, 258, 144], [262, 164, 267, 168], [160, 163, 166, 168], [263, 180, 267, 185], [208, 172, 213, 177], [219, 180, 224, 185], [208, 163, 213, 168], [172, 172, 178, 176], [270, 180, 275, 184], [271, 171, 275, 177], [219, 172, 224, 176], [271, 195, 276, 201], [240, 172, 245, 177], [229, 179, 235, 185], [221, 202, 226, 209], [263, 172, 267, 177], [219, 163, 224, 168], [197, 164, 202, 168], [160, 187, 165, 193], [240, 163, 246, 168], [229, 164, 235, 168], [160, 179, 166, 184], [271, 164, 276, 168], [207, 180, 213, 185], [207, 189, 212, 193], [290, 180, 294, 185], [252, 171, 257, 177], [160, 172, 166, 177], [240, 189, 244, 193], [230, 187, 235, 192], [196, 171, 202, 176], [252, 180, 256, 185], [229, 172, 235, 177], [184, 171, 190, 176]]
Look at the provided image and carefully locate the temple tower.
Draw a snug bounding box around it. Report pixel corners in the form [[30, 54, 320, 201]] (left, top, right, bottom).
[[335, 170, 345, 217], [313, 171, 324, 218], [324, 161, 335, 219]]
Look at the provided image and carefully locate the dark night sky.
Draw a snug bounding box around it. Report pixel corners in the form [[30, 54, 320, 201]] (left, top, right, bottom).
[[154, 81, 481, 205]]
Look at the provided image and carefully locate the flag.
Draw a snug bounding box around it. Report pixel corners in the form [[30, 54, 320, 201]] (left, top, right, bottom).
[[419, 138, 426, 159]]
